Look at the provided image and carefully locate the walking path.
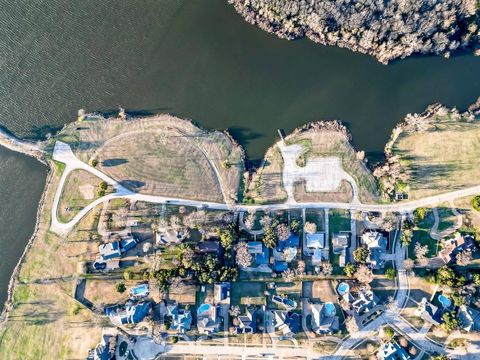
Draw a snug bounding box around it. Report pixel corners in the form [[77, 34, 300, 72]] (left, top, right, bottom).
[[430, 202, 463, 241]]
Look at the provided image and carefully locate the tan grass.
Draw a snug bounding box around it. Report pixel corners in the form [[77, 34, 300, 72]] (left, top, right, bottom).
[[293, 179, 353, 203], [392, 116, 480, 200]]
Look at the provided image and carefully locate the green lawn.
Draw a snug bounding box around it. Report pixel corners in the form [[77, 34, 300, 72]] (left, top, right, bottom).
[[231, 281, 265, 306], [305, 209, 325, 231], [409, 209, 437, 259], [436, 206, 457, 232], [329, 209, 350, 234]]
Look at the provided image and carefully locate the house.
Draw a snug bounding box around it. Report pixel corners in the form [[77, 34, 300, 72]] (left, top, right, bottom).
[[458, 305, 480, 332], [245, 241, 271, 272], [309, 302, 339, 335], [439, 233, 477, 264], [272, 295, 297, 310], [165, 303, 192, 333], [377, 340, 411, 360], [270, 310, 301, 335], [235, 307, 258, 334], [332, 233, 350, 267], [106, 302, 151, 326], [415, 298, 442, 326], [87, 332, 116, 360], [197, 303, 221, 334], [214, 282, 230, 305], [306, 232, 327, 265], [352, 289, 379, 315], [332, 233, 349, 254], [361, 231, 388, 269], [119, 236, 137, 253], [196, 241, 222, 256], [274, 233, 299, 271], [156, 229, 185, 245], [98, 242, 122, 261]]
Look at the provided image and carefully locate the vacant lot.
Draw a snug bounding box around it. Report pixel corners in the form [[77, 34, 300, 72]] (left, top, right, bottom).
[[286, 125, 379, 203], [390, 110, 480, 200], [57, 115, 244, 204], [311, 280, 337, 302], [294, 179, 353, 203], [245, 145, 287, 204], [58, 169, 108, 222], [231, 281, 265, 306]]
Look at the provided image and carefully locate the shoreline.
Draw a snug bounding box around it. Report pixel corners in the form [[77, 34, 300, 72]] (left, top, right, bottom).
[[0, 126, 47, 165]]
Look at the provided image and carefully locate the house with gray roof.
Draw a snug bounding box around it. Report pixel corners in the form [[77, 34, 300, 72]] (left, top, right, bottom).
[[106, 302, 151, 326], [309, 302, 339, 335], [235, 307, 259, 334], [458, 305, 480, 332], [361, 231, 387, 269], [377, 340, 410, 360], [352, 289, 379, 316], [415, 298, 442, 326], [99, 242, 122, 261], [165, 303, 192, 333]]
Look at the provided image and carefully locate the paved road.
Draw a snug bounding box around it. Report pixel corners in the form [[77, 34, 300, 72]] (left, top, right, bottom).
[[50, 141, 480, 235]]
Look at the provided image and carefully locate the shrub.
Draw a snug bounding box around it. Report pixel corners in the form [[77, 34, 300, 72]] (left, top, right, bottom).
[[344, 263, 356, 277], [385, 267, 396, 280], [471, 195, 480, 211], [115, 282, 126, 293], [353, 247, 369, 263], [383, 326, 394, 339]]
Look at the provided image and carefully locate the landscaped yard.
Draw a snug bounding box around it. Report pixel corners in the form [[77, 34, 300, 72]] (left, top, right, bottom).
[[408, 208, 437, 259], [305, 208, 325, 231]]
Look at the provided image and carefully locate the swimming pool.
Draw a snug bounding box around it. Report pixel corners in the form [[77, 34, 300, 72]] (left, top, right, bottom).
[[197, 303, 211, 315], [438, 294, 452, 308], [131, 284, 149, 297], [324, 302, 336, 317], [337, 282, 349, 295]]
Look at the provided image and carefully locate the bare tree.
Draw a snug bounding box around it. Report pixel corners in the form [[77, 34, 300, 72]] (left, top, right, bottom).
[[229, 305, 241, 317], [345, 316, 359, 334], [282, 268, 295, 282], [143, 242, 152, 254], [304, 221, 317, 234], [244, 212, 256, 230], [296, 260, 306, 275], [235, 242, 253, 268], [456, 250, 473, 266], [403, 258, 414, 273], [170, 215, 182, 230], [260, 215, 272, 229], [276, 223, 291, 241], [414, 242, 429, 266], [169, 277, 184, 292], [355, 264, 373, 285], [321, 262, 333, 276]]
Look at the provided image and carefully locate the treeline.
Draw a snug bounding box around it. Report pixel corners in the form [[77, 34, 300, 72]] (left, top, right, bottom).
[[228, 0, 479, 63]]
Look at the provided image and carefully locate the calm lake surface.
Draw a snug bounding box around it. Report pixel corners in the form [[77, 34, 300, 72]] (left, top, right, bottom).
[[0, 0, 480, 306]]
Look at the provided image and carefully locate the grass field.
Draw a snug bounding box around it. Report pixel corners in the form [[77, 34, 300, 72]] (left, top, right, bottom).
[[57, 169, 109, 222], [0, 163, 103, 360], [245, 145, 287, 204], [329, 209, 351, 234], [286, 128, 379, 203], [231, 282, 265, 306], [409, 209, 437, 259], [389, 110, 480, 200], [56, 115, 244, 204]]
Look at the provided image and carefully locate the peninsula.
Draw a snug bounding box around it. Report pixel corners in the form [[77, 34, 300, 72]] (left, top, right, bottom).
[[2, 101, 480, 360]]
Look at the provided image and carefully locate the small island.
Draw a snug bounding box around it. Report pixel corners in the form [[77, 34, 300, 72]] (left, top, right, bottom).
[[1, 101, 480, 359]]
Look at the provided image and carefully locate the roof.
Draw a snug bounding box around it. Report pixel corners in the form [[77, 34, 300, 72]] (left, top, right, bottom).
[[274, 260, 288, 272], [418, 299, 442, 326], [248, 241, 264, 254], [332, 234, 349, 248], [197, 241, 221, 254], [214, 283, 230, 303], [310, 303, 339, 334], [377, 341, 411, 360], [236, 307, 258, 333], [272, 310, 301, 334], [166, 304, 192, 332], [306, 233, 325, 249], [458, 305, 480, 332], [120, 236, 137, 252], [276, 233, 299, 252], [99, 242, 121, 261], [107, 302, 151, 325]]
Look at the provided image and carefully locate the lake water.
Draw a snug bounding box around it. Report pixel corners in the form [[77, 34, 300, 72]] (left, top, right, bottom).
[[0, 0, 480, 306]]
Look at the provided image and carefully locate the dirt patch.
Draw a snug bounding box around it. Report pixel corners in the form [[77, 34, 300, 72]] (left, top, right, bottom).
[[293, 179, 353, 203], [312, 280, 337, 302]]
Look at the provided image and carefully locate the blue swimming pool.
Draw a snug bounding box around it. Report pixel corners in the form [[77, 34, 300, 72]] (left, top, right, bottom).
[[324, 302, 336, 317], [198, 303, 211, 315], [131, 284, 149, 296], [337, 282, 349, 295], [438, 294, 452, 308]]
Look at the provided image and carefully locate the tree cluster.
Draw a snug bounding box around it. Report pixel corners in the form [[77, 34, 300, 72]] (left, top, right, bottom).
[[229, 0, 479, 64]]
